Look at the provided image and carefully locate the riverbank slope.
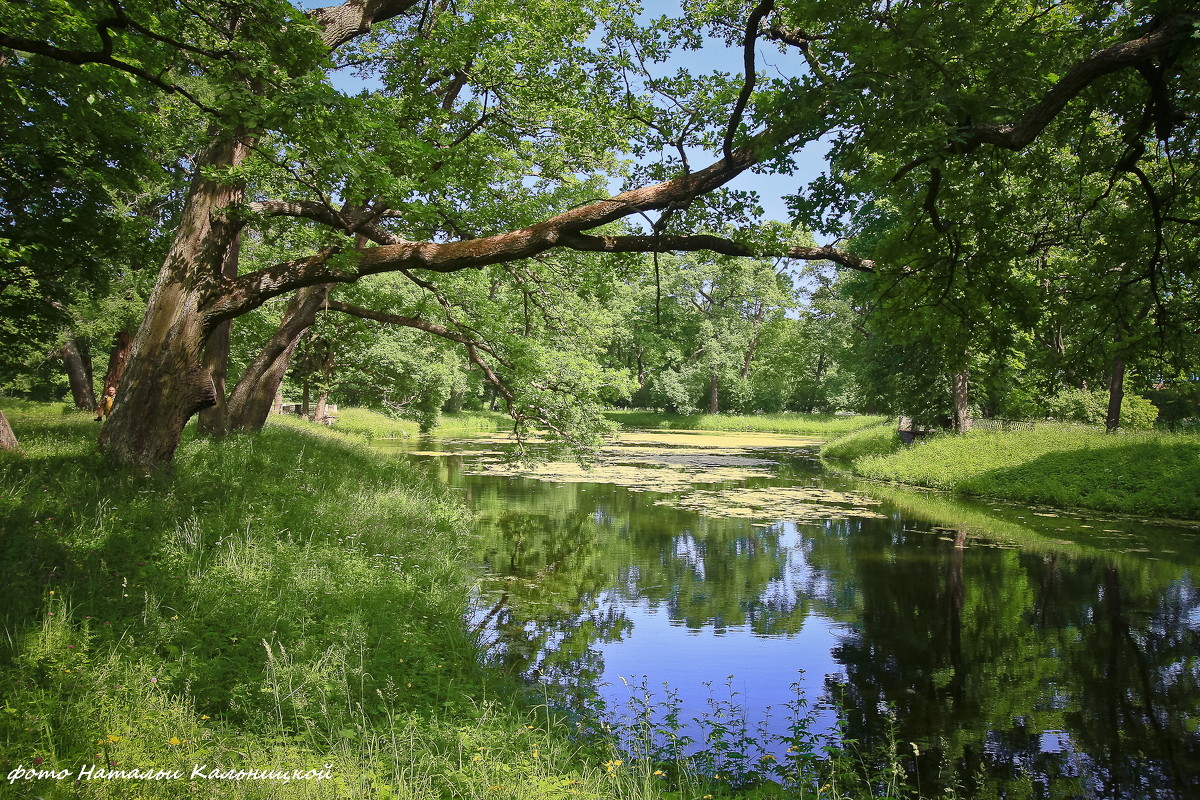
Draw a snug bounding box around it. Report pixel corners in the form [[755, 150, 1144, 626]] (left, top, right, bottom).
[[821, 421, 1200, 520], [0, 401, 653, 800]]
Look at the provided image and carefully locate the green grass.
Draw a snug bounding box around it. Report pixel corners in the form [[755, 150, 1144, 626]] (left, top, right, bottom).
[[605, 410, 888, 437], [818, 421, 901, 461], [272, 406, 510, 441], [0, 402, 663, 799], [846, 424, 1200, 519]]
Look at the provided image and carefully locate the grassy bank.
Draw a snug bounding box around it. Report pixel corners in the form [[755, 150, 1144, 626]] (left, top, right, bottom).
[[0, 402, 658, 799], [606, 410, 887, 437], [273, 406, 510, 441], [822, 422, 1200, 519]]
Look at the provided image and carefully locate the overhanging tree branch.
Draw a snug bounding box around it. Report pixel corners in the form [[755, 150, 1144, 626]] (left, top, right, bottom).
[[957, 12, 1196, 153], [324, 299, 504, 359], [209, 122, 838, 320]]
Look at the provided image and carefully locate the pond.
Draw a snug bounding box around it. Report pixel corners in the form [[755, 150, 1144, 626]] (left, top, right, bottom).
[[378, 429, 1200, 799]]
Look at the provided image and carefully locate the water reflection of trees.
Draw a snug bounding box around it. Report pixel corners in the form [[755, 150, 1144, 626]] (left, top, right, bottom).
[[460, 466, 1200, 798], [467, 477, 819, 678], [819, 517, 1200, 799]]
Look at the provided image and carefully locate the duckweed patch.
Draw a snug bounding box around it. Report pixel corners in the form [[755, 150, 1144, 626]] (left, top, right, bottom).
[[656, 487, 887, 522]]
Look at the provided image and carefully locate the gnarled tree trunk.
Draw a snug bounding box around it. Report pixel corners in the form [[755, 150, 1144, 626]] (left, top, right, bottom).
[[60, 338, 95, 410], [224, 284, 332, 432], [99, 133, 248, 467]]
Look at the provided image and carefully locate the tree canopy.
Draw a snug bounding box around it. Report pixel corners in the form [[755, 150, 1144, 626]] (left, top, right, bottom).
[[1, 0, 1196, 461]]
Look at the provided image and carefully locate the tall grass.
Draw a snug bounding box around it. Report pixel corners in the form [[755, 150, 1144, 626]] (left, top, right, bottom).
[[606, 410, 888, 437], [818, 421, 901, 461], [848, 424, 1200, 519], [0, 403, 647, 799]]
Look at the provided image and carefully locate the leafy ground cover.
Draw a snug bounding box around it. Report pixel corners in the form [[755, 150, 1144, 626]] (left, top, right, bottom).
[[823, 422, 1200, 519], [606, 410, 887, 437], [0, 401, 919, 799]]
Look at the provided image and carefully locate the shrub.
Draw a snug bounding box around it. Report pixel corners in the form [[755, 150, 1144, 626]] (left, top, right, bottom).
[[1043, 387, 1158, 429]]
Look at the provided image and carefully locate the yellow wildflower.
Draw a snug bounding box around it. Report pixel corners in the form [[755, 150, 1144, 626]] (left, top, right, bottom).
[[168, 737, 182, 745], [106, 735, 120, 744]]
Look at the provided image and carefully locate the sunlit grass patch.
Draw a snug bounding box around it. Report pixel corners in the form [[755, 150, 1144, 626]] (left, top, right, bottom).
[[270, 406, 510, 441], [606, 410, 887, 437], [851, 426, 1200, 519], [819, 420, 900, 462]]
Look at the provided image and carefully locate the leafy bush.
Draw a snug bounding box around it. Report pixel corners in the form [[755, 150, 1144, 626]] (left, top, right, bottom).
[[1044, 387, 1158, 429]]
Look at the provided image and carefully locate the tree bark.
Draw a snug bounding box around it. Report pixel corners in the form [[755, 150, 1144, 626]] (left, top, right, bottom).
[[1106, 351, 1126, 433], [225, 285, 332, 432], [0, 411, 18, 451], [315, 389, 331, 424], [60, 338, 96, 410], [314, 347, 335, 423], [101, 331, 133, 395], [197, 231, 242, 435], [709, 370, 720, 414], [99, 133, 248, 467], [952, 369, 971, 434]]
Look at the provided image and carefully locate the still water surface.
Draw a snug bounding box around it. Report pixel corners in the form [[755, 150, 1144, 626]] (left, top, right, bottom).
[[380, 429, 1200, 799]]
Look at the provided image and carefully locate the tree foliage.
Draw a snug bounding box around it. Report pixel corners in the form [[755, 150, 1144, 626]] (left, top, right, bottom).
[[1, 0, 1197, 457]]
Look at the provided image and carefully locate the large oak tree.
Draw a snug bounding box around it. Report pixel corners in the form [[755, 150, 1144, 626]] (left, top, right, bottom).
[[2, 0, 1195, 463]]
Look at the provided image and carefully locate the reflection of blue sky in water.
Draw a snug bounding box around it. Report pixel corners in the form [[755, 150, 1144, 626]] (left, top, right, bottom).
[[597, 519, 848, 758], [598, 597, 848, 755]]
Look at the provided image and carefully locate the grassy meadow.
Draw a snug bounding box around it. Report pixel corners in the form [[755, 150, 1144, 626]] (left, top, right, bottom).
[[822, 421, 1200, 520], [605, 410, 887, 437], [0, 401, 663, 799]]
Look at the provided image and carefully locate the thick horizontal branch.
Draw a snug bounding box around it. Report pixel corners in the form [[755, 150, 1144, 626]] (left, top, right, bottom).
[[208, 122, 819, 321], [963, 12, 1196, 151], [560, 233, 875, 271]]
